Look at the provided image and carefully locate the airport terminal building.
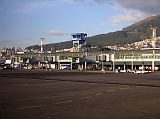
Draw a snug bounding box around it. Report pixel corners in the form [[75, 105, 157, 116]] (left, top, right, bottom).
[[13, 48, 160, 72], [4, 31, 160, 72]]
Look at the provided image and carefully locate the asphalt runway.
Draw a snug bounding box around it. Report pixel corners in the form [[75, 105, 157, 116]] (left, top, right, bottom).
[[0, 70, 160, 119]]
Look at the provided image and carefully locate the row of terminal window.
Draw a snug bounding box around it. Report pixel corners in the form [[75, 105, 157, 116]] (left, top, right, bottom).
[[116, 55, 160, 59]]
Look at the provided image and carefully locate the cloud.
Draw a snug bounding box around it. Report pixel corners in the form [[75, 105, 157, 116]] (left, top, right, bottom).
[[111, 10, 148, 24], [45, 30, 67, 36], [65, 0, 160, 24], [94, 0, 112, 4], [111, 0, 160, 24], [65, 0, 84, 4], [65, 0, 160, 14], [115, 0, 160, 15], [65, 0, 111, 4], [16, 1, 53, 13]]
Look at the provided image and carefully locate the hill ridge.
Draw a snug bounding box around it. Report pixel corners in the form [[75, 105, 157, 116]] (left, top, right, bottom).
[[26, 15, 160, 51]]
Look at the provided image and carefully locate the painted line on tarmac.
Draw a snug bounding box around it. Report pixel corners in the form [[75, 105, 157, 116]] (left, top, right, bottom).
[[56, 100, 73, 105], [105, 87, 130, 93], [80, 96, 92, 100], [96, 92, 103, 96], [16, 105, 42, 110], [105, 89, 116, 93], [56, 87, 130, 105]]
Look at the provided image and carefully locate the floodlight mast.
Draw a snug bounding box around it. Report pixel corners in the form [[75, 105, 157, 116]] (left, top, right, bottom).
[[40, 38, 44, 53], [149, 26, 157, 72]]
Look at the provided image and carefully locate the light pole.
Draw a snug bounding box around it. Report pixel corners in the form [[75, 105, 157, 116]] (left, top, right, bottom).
[[150, 26, 157, 72], [40, 38, 44, 53], [54, 45, 58, 70]]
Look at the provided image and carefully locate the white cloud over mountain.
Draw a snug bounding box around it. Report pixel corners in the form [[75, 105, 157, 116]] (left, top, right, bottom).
[[111, 0, 160, 24], [115, 0, 160, 15], [65, 0, 160, 24], [45, 30, 67, 36]]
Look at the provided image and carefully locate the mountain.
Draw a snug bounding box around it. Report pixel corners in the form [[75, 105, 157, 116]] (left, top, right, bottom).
[[26, 15, 160, 51], [86, 15, 160, 47]]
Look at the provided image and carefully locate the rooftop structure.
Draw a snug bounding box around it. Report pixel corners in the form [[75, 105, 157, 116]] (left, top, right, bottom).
[[71, 33, 87, 52]]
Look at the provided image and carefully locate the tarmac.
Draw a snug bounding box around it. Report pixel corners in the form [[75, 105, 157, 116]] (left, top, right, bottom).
[[0, 69, 160, 119]]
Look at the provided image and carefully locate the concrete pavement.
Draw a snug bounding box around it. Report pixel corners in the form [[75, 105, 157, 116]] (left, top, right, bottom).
[[0, 70, 160, 119]]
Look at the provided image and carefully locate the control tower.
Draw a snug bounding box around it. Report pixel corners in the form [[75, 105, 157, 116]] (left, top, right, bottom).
[[71, 33, 87, 52]]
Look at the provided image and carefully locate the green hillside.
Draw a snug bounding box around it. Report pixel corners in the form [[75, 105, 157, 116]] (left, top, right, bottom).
[[26, 15, 160, 51]]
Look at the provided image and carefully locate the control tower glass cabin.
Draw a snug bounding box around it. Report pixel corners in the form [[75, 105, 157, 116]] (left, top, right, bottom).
[[71, 33, 87, 52]]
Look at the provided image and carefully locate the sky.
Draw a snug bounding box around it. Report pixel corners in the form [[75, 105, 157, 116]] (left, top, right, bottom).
[[0, 0, 160, 49]]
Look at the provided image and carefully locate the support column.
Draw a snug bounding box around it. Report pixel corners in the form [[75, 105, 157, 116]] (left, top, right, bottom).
[[131, 61, 134, 72], [152, 61, 155, 72], [112, 53, 115, 71], [124, 62, 126, 70], [71, 61, 73, 70], [131, 51, 134, 72], [18, 57, 21, 62], [152, 49, 155, 72], [38, 62, 41, 69], [85, 62, 87, 70], [142, 62, 144, 72], [101, 61, 105, 72], [55, 55, 59, 70], [15, 57, 18, 63], [82, 62, 84, 70], [112, 61, 115, 71], [102, 61, 104, 70], [57, 62, 60, 70]]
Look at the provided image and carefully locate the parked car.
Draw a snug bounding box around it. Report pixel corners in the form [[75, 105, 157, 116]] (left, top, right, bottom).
[[1, 64, 13, 70], [134, 70, 150, 74]]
